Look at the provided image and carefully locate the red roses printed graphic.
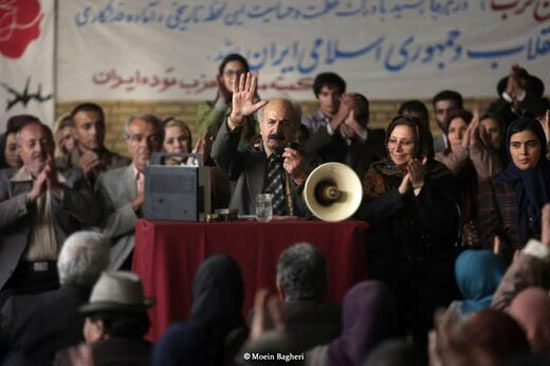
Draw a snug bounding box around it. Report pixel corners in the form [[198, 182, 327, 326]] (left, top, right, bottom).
[[0, 0, 43, 59]]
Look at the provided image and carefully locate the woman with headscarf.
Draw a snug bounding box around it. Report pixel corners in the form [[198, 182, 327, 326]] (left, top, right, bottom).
[[355, 115, 460, 342], [478, 116, 550, 260], [306, 281, 397, 366], [451, 250, 507, 316], [152, 254, 248, 366], [507, 287, 550, 355]]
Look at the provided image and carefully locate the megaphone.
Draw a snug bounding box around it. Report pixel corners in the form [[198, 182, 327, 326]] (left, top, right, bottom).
[[303, 162, 363, 222]]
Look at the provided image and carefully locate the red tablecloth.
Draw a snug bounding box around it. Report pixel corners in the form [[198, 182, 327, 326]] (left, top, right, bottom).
[[132, 219, 368, 341]]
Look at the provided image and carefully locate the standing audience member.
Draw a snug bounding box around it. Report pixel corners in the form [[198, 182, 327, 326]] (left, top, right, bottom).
[[431, 90, 463, 153], [153, 254, 248, 366], [60, 103, 130, 186], [494, 65, 545, 119], [478, 116, 550, 260], [306, 281, 398, 366], [450, 250, 507, 317], [0, 121, 99, 296], [274, 243, 341, 350], [304, 93, 385, 179], [356, 115, 459, 342], [55, 271, 154, 366], [95, 114, 163, 270], [0, 115, 41, 170], [53, 114, 76, 168], [507, 287, 550, 356], [0, 231, 109, 366], [196, 53, 258, 148], [211, 73, 309, 216], [302, 73, 346, 134]]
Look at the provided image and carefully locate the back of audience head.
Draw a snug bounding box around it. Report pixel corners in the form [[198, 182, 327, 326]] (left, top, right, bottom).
[[399, 100, 430, 125], [163, 117, 192, 153], [454, 250, 507, 315], [327, 281, 398, 365], [507, 287, 550, 355], [276, 243, 327, 301], [444, 109, 473, 152], [191, 254, 245, 330], [70, 103, 106, 153], [80, 271, 152, 343], [432, 90, 463, 129], [57, 231, 110, 287], [464, 309, 531, 362]]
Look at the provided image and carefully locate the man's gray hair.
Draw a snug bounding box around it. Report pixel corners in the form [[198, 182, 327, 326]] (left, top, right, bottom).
[[276, 242, 327, 301], [124, 113, 163, 138], [57, 231, 110, 287]]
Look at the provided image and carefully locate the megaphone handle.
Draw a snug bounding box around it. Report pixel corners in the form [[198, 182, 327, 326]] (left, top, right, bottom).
[[285, 171, 294, 217]]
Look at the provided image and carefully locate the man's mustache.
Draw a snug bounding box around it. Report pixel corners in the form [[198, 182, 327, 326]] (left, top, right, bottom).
[[268, 132, 285, 141]]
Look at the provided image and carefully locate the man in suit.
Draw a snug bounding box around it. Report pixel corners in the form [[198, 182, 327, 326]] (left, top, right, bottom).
[[0, 231, 110, 366], [0, 121, 99, 296], [56, 103, 130, 187], [95, 114, 163, 270], [211, 72, 309, 216], [303, 92, 385, 179]]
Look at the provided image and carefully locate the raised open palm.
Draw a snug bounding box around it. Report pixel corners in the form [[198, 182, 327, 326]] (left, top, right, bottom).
[[229, 72, 268, 127]]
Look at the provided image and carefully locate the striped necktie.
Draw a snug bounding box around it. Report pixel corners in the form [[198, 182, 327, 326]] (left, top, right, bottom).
[[266, 154, 286, 215]]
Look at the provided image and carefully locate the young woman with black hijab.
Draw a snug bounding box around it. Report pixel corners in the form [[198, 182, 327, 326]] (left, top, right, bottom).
[[479, 116, 550, 260]]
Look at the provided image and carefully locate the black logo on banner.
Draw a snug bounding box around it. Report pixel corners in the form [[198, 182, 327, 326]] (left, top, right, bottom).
[[1, 77, 52, 111]]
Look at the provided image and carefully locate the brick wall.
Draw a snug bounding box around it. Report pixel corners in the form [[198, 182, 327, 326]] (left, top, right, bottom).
[[56, 98, 494, 156]]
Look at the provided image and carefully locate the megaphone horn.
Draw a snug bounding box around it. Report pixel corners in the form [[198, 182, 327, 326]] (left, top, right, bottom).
[[303, 162, 363, 222]]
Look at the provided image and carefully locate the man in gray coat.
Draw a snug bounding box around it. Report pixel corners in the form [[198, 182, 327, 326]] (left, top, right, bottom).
[[211, 72, 309, 216], [94, 114, 163, 270], [0, 121, 99, 295]]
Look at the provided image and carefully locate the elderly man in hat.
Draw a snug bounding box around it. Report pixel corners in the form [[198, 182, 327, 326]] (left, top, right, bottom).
[[55, 271, 153, 366]]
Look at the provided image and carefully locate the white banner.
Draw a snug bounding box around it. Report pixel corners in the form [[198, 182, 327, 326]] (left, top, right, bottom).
[[57, 0, 550, 102], [0, 0, 54, 131]]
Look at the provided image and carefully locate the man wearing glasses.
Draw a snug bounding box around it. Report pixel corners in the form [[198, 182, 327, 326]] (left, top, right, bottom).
[[95, 114, 163, 270]]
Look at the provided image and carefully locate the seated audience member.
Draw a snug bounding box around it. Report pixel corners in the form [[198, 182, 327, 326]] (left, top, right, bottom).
[[478, 116, 550, 260], [53, 114, 76, 168], [211, 72, 310, 216], [491, 204, 550, 310], [0, 120, 99, 295], [495, 65, 545, 119], [356, 115, 459, 342], [303, 93, 385, 179], [435, 109, 503, 247], [274, 243, 341, 350], [59, 103, 130, 186], [450, 250, 507, 317], [431, 90, 463, 153], [507, 287, 550, 356], [0, 231, 109, 365], [153, 254, 248, 366], [398, 99, 434, 159], [429, 308, 531, 366], [95, 114, 163, 270], [55, 271, 153, 366], [196, 53, 258, 148], [302, 72, 346, 134], [306, 281, 397, 366]]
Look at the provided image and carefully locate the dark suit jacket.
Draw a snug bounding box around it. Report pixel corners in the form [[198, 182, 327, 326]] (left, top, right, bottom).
[[212, 122, 309, 216], [56, 338, 152, 366], [0, 286, 90, 366], [304, 127, 386, 180], [0, 167, 99, 290]]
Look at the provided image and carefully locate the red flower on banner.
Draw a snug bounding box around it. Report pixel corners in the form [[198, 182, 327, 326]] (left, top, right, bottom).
[[0, 0, 43, 59]]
